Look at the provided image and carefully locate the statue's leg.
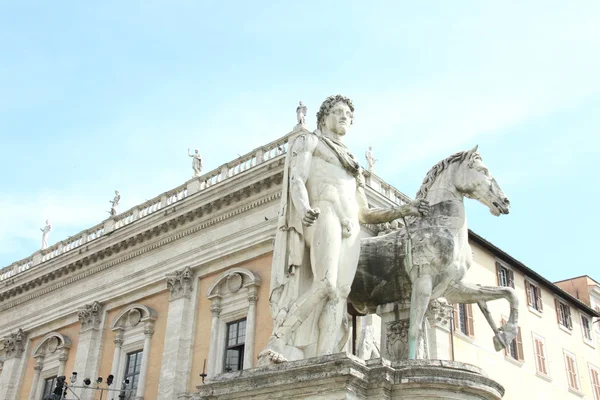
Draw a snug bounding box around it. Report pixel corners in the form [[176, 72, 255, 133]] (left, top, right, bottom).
[[408, 274, 433, 359], [308, 207, 348, 356]]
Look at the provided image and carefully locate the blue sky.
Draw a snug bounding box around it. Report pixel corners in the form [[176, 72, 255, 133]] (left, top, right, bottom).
[[1, 1, 599, 282]]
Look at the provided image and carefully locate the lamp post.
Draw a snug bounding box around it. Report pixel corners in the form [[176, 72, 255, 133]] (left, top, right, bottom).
[[45, 372, 135, 400]]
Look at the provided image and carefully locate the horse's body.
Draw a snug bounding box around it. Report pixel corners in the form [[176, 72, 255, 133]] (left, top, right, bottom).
[[349, 147, 518, 359]]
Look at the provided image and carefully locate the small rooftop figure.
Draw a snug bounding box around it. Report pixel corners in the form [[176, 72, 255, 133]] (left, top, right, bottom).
[[109, 190, 121, 216], [296, 101, 307, 126], [188, 148, 203, 177], [40, 219, 52, 250], [365, 146, 377, 173]]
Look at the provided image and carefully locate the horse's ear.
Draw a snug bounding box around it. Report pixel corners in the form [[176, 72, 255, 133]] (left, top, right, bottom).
[[471, 145, 479, 154]]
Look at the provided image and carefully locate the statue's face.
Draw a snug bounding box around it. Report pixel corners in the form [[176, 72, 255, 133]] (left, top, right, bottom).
[[324, 102, 353, 135]]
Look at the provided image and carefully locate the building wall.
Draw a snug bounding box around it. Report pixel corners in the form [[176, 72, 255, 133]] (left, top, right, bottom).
[[451, 241, 600, 400]]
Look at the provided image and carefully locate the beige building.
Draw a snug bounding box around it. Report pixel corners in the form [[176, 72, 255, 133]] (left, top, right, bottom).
[[0, 127, 598, 400]]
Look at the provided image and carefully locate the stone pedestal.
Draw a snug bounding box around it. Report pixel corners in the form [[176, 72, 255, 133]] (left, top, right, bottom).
[[186, 353, 504, 400]]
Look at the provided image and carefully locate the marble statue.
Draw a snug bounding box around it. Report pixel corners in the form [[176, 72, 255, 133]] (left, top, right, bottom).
[[348, 146, 518, 359], [257, 95, 429, 366], [296, 101, 307, 126], [365, 146, 376, 173], [188, 148, 203, 177], [40, 219, 52, 250], [109, 190, 121, 216]]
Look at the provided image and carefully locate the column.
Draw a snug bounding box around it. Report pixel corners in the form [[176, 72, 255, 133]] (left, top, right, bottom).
[[135, 324, 154, 400], [28, 357, 44, 400], [0, 329, 27, 400], [57, 353, 68, 377], [206, 297, 221, 379], [110, 329, 124, 377], [157, 267, 196, 400], [72, 301, 103, 400], [243, 285, 258, 369]]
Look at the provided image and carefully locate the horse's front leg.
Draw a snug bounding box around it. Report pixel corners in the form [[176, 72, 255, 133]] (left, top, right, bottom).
[[408, 274, 433, 359], [445, 280, 519, 352]]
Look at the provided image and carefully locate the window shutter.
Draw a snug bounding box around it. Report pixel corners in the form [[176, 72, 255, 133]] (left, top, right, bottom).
[[508, 269, 515, 289], [496, 262, 502, 286], [525, 280, 532, 306], [516, 327, 524, 361], [536, 287, 543, 311], [467, 304, 475, 337], [555, 298, 562, 324], [566, 306, 572, 329]]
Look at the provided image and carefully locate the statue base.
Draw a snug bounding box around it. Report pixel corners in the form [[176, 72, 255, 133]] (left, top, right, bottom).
[[186, 353, 504, 400]]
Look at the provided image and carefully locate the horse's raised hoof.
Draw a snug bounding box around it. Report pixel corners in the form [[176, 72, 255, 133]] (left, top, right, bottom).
[[257, 349, 288, 366]]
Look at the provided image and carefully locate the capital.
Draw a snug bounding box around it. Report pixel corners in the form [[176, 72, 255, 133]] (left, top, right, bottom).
[[78, 301, 103, 331], [166, 266, 194, 301], [3, 328, 26, 359]]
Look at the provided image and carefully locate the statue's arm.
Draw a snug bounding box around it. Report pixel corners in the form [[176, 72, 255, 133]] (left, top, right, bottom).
[[357, 186, 429, 224], [289, 135, 318, 218]]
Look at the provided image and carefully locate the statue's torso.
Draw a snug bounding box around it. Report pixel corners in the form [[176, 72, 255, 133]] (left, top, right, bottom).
[[305, 139, 360, 223]]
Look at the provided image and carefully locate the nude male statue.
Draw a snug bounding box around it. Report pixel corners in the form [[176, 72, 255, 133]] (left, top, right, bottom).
[[258, 95, 429, 365]]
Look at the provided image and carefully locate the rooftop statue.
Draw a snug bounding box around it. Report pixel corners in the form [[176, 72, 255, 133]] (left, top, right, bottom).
[[40, 219, 52, 250], [188, 148, 203, 177], [258, 95, 429, 365], [296, 101, 307, 126], [109, 190, 120, 216], [365, 146, 376, 173]]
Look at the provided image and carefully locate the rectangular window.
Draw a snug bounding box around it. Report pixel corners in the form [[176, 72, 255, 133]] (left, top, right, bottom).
[[582, 315, 593, 342], [590, 365, 600, 400], [525, 280, 543, 312], [124, 350, 143, 393], [501, 319, 524, 361], [453, 304, 474, 337], [41, 377, 57, 399], [224, 318, 246, 372], [555, 299, 573, 330], [564, 351, 580, 391], [496, 262, 514, 288], [533, 334, 549, 376]]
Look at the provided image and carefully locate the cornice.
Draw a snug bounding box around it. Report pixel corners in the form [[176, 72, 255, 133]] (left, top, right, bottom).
[[0, 173, 283, 308]]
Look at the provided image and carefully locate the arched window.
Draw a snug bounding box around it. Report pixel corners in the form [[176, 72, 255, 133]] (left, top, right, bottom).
[[28, 332, 72, 400]]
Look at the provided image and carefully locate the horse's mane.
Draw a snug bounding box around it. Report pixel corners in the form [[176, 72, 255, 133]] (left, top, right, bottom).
[[416, 150, 472, 200]]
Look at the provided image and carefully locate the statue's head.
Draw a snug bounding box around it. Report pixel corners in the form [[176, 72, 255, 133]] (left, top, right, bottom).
[[115, 190, 120, 195], [317, 95, 354, 135], [299, 101, 304, 106], [195, 149, 199, 154]]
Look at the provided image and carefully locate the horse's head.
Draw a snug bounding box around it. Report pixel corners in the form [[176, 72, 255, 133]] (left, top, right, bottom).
[[455, 146, 510, 216]]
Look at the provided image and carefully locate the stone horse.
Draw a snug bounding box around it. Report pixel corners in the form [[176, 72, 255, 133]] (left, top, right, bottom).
[[349, 146, 518, 359]]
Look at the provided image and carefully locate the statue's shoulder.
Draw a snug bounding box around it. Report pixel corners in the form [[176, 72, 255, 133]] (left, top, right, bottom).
[[290, 131, 319, 153]]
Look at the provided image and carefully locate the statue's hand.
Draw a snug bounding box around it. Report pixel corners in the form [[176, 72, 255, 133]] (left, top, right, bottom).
[[302, 207, 320, 226], [407, 199, 430, 217]]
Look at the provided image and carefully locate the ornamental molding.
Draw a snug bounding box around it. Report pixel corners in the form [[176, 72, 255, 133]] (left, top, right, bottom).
[[166, 266, 194, 301], [0, 182, 282, 310], [77, 301, 103, 331]]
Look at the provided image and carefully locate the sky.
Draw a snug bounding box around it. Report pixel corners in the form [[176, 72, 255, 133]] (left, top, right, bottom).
[[1, 1, 599, 283]]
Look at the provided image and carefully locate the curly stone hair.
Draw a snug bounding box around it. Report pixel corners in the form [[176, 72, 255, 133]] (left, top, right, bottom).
[[316, 95, 355, 130]]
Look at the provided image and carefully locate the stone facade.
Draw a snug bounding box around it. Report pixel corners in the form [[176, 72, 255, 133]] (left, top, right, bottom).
[[0, 129, 598, 400]]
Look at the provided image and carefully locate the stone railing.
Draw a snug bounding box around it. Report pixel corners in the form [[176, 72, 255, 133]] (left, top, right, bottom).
[[364, 172, 412, 206], [0, 132, 294, 283]]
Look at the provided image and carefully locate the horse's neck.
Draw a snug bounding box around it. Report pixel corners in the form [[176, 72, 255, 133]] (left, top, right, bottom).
[[424, 170, 468, 241]]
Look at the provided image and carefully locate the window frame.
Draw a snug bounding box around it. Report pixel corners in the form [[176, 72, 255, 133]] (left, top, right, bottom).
[[223, 318, 247, 373], [496, 261, 514, 289], [525, 279, 543, 313], [453, 303, 474, 337], [563, 349, 581, 393], [41, 376, 58, 399], [123, 350, 144, 393], [589, 363, 600, 400], [532, 332, 550, 378], [554, 298, 573, 331], [501, 318, 524, 362], [581, 314, 594, 345]]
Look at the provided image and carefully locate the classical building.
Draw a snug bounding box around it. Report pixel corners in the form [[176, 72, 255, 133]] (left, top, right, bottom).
[[0, 126, 598, 400]]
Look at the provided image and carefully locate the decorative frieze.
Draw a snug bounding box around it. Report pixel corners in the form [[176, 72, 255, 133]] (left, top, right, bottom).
[[77, 301, 103, 331], [3, 328, 26, 358], [166, 267, 194, 301]]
